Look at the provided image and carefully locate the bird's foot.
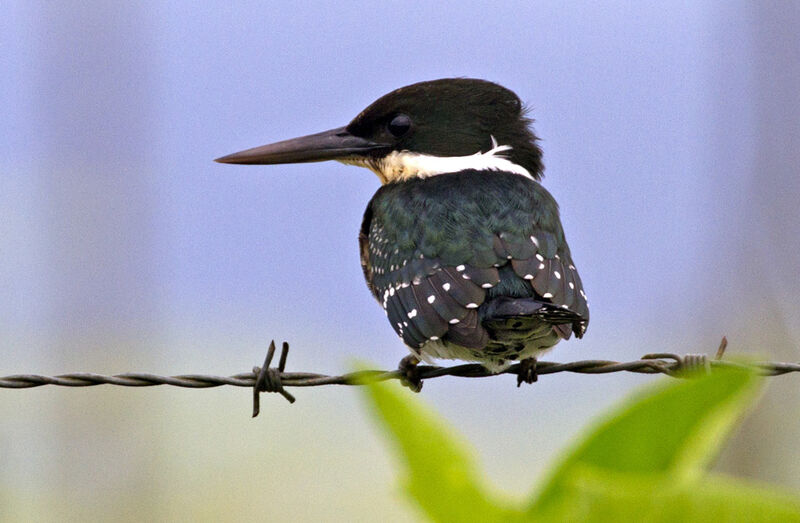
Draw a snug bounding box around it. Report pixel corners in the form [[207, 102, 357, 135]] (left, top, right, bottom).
[[398, 354, 423, 392], [517, 357, 538, 387]]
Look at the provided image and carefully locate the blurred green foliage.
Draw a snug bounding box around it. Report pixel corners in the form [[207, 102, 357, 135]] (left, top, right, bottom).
[[362, 369, 800, 522]]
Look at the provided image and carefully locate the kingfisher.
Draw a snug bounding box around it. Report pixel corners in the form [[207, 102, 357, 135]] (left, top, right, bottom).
[[216, 78, 589, 388]]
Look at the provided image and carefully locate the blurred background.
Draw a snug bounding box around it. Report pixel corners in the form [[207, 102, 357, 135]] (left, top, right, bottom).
[[1, 1, 798, 521]]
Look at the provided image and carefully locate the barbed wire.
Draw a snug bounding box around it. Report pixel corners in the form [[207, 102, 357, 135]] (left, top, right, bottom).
[[1, 337, 799, 417]]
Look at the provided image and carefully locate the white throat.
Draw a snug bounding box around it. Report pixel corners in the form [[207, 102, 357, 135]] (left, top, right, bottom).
[[340, 138, 533, 184]]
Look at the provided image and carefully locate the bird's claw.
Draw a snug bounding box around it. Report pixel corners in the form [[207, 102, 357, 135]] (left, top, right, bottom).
[[398, 354, 423, 392], [517, 357, 538, 386]]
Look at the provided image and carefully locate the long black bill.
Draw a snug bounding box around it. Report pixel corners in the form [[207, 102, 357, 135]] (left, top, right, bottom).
[[215, 126, 389, 165]]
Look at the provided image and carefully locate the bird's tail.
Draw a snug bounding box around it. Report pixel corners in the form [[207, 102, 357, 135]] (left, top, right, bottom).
[[481, 296, 581, 340]]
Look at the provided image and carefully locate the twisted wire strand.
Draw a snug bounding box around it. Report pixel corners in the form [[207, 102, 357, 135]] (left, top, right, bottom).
[[2, 338, 798, 416]]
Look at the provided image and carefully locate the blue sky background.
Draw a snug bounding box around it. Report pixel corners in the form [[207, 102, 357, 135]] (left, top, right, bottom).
[[2, 2, 799, 520]]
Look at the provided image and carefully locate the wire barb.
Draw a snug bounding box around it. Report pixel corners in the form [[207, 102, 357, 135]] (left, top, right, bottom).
[[641, 353, 710, 376], [716, 336, 728, 359], [253, 341, 295, 416], [2, 337, 799, 417]]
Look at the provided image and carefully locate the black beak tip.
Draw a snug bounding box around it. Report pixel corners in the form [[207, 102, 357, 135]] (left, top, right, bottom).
[[214, 150, 267, 164], [214, 153, 239, 164]]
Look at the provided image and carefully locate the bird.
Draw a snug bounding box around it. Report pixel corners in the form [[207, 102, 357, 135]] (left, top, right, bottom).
[[216, 78, 589, 389]]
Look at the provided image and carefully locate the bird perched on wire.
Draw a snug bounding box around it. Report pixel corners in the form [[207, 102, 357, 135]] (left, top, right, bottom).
[[216, 78, 589, 389]]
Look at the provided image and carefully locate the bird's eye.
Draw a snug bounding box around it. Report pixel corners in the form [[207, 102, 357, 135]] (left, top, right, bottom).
[[387, 114, 412, 137]]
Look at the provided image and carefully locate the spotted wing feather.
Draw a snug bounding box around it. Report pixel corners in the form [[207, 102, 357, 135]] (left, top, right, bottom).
[[445, 310, 488, 349], [498, 231, 537, 260], [462, 266, 501, 288], [438, 268, 486, 307], [416, 277, 466, 325]]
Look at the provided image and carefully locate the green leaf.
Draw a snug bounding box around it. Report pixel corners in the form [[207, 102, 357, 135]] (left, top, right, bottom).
[[360, 365, 800, 522], [529, 367, 763, 517], [689, 475, 800, 522], [532, 471, 800, 522], [360, 376, 520, 522]]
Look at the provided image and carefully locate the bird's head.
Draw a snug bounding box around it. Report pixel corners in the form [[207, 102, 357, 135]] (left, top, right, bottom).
[[216, 78, 544, 183]]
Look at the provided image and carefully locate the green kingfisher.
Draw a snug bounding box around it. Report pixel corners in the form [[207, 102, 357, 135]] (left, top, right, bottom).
[[216, 78, 589, 386]]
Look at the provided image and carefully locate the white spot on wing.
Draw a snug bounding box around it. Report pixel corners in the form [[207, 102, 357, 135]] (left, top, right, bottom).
[[408, 309, 417, 318], [443, 283, 451, 291], [427, 295, 436, 304], [466, 302, 478, 309]]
